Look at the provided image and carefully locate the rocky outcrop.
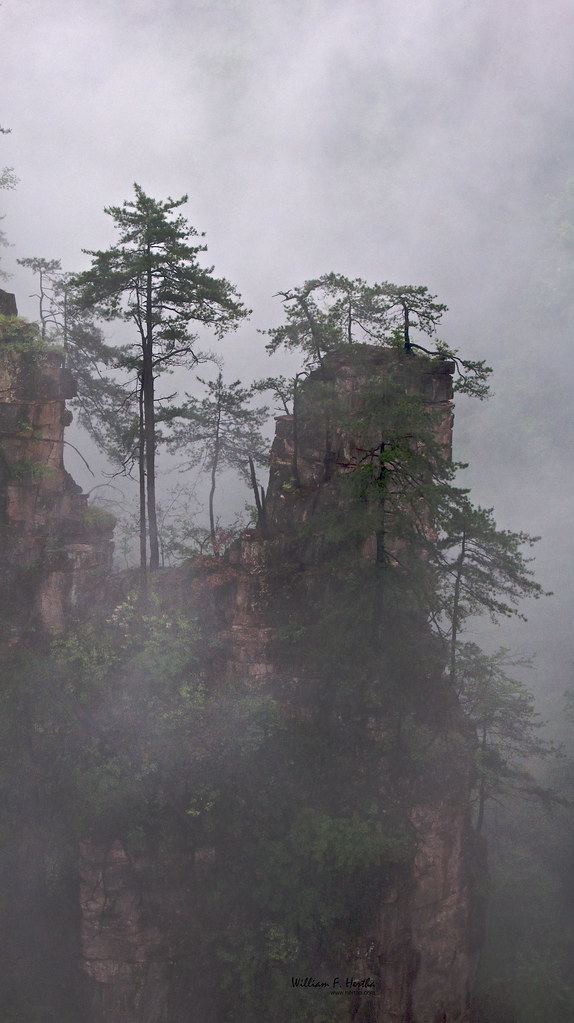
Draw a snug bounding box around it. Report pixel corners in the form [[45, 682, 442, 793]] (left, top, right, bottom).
[[79, 840, 178, 1023], [265, 345, 454, 533], [0, 290, 17, 316], [0, 292, 114, 635], [259, 347, 483, 1022], [374, 766, 484, 1022], [0, 309, 485, 1022], [79, 345, 484, 1023]]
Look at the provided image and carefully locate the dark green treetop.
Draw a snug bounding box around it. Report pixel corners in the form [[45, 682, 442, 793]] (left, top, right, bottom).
[[265, 273, 491, 398], [75, 184, 249, 355]]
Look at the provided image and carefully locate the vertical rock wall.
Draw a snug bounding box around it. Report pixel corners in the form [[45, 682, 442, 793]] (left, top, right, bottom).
[[261, 345, 484, 1022], [0, 309, 483, 1023], [78, 345, 485, 1023], [0, 293, 114, 636]]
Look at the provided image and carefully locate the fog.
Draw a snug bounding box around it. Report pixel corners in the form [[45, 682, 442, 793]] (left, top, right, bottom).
[[2, 0, 573, 702], [3, 5, 574, 1020]]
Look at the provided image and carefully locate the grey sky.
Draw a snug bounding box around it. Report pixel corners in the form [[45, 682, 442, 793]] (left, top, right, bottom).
[[2, 0, 574, 701], [3, 0, 572, 317]]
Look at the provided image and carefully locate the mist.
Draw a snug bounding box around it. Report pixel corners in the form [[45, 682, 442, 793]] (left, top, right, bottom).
[[2, 1, 574, 1018]]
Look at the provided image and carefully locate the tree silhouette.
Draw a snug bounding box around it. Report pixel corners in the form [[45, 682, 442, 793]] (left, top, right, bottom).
[[167, 372, 268, 549], [73, 185, 249, 570]]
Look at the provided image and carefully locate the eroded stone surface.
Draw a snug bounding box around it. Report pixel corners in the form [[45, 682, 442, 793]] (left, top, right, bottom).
[[1, 331, 479, 1023], [78, 347, 483, 1023], [0, 288, 18, 316], [0, 303, 114, 636]]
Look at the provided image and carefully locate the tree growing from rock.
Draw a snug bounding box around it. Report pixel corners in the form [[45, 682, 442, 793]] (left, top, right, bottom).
[[431, 496, 548, 689], [455, 643, 557, 832], [265, 297, 552, 837], [72, 185, 249, 571], [265, 273, 491, 397], [16, 255, 132, 473]]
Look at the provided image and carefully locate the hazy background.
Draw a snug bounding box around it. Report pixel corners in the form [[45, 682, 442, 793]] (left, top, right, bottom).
[[2, 0, 573, 715]]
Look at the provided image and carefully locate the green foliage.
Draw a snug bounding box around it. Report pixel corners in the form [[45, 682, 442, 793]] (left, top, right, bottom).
[[78, 503, 116, 534], [166, 371, 269, 546], [455, 644, 558, 830], [0, 316, 46, 353], [0, 167, 18, 190], [6, 456, 53, 483], [435, 498, 547, 633], [114, 490, 249, 567], [16, 257, 63, 340], [16, 256, 140, 472], [0, 315, 554, 1021], [264, 272, 491, 397], [266, 274, 446, 356], [0, 567, 416, 1019], [254, 373, 295, 414], [167, 372, 268, 478], [72, 183, 250, 570], [430, 496, 549, 780], [260, 343, 552, 837], [74, 184, 250, 350]]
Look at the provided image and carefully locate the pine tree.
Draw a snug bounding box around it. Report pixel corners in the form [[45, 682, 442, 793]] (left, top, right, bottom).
[[265, 273, 491, 397], [166, 372, 268, 549], [455, 644, 557, 832], [73, 184, 249, 571], [431, 496, 548, 689]]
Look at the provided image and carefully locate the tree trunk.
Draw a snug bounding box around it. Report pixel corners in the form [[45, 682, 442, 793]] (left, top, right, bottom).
[[39, 267, 48, 340], [209, 407, 222, 550], [248, 454, 265, 533], [476, 725, 488, 833], [138, 376, 147, 576], [449, 530, 466, 690], [403, 302, 411, 349], [372, 443, 387, 647], [144, 260, 160, 571], [144, 364, 159, 570], [63, 282, 69, 365], [292, 373, 302, 488], [298, 295, 326, 373]]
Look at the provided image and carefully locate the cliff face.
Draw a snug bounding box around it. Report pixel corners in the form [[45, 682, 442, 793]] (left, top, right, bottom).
[[0, 294, 114, 635], [0, 308, 484, 1023], [79, 346, 485, 1023], [265, 345, 454, 534], [261, 346, 484, 1022]]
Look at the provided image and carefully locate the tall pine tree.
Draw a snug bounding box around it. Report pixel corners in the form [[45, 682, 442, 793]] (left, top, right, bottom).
[[73, 184, 249, 571]]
